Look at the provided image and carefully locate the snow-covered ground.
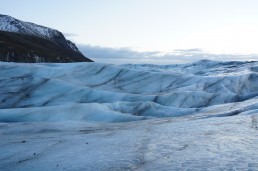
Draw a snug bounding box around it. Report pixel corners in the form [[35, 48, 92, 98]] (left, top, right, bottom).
[[0, 60, 258, 170]]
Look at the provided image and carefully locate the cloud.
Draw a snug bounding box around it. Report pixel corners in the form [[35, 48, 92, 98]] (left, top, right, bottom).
[[172, 48, 204, 53], [63, 33, 78, 37], [77, 44, 258, 64], [77, 44, 160, 59]]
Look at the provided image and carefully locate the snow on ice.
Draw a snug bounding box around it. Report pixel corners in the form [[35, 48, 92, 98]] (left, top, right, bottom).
[[0, 60, 258, 170]]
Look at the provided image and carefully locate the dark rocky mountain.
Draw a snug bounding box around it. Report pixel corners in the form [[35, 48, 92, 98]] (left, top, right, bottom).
[[0, 31, 93, 62], [0, 14, 93, 62]]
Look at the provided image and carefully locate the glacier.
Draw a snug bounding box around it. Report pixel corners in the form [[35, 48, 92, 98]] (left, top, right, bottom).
[[0, 60, 258, 170]]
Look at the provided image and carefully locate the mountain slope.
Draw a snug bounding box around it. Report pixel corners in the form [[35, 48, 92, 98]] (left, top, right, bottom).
[[0, 31, 92, 62], [0, 14, 93, 62]]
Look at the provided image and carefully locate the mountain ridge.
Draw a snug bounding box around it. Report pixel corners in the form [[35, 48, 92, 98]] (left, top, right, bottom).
[[0, 14, 93, 62]]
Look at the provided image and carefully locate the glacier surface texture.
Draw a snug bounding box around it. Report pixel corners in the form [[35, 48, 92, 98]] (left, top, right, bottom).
[[0, 60, 258, 170]]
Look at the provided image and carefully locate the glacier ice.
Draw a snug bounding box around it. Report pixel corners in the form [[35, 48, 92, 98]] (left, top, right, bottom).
[[1, 60, 258, 122], [0, 60, 258, 170]]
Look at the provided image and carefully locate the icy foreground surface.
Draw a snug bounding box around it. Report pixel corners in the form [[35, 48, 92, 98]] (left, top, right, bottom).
[[0, 60, 258, 170]]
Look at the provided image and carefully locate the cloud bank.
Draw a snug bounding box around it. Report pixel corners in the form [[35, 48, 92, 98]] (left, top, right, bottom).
[[78, 44, 258, 65]]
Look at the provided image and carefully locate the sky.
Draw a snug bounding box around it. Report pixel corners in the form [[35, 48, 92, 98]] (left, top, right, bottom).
[[1, 0, 258, 64]]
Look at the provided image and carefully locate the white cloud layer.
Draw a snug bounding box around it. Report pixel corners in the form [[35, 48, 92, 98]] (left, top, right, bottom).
[[78, 44, 258, 64]]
